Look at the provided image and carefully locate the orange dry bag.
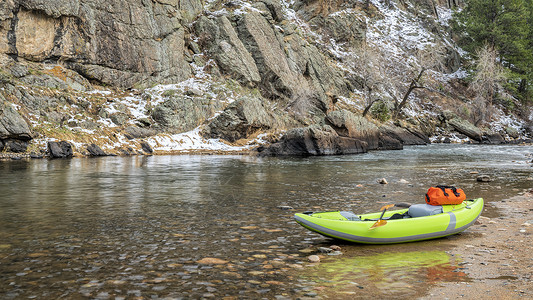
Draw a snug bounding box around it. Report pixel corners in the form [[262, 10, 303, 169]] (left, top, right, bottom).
[[425, 185, 466, 206]]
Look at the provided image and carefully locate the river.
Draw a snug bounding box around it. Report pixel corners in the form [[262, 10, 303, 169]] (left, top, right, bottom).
[[1, 144, 532, 299]]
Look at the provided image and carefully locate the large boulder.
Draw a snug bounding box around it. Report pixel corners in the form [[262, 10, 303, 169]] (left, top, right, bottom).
[[325, 109, 380, 149], [0, 100, 32, 141], [151, 94, 224, 133], [441, 111, 483, 142], [3, 138, 29, 153], [482, 132, 505, 144], [205, 96, 273, 142], [258, 125, 368, 156], [86, 143, 107, 156], [48, 141, 73, 158], [378, 124, 429, 145]]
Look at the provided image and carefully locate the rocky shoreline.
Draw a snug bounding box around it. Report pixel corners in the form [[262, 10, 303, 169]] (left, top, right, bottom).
[[289, 190, 533, 299], [422, 192, 533, 299]]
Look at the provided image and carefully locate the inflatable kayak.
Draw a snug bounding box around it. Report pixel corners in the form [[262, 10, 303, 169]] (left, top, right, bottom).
[[294, 198, 483, 244]]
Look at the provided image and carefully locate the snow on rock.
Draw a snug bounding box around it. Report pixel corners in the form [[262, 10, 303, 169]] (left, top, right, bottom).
[[147, 127, 259, 153], [367, 0, 436, 57]]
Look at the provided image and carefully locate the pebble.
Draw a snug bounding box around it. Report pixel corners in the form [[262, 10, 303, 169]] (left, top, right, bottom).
[[329, 245, 341, 251], [298, 248, 314, 254], [277, 206, 293, 210], [197, 257, 229, 264], [519, 229, 526, 233], [476, 175, 492, 182], [398, 179, 409, 184], [378, 178, 388, 184], [307, 255, 320, 263], [318, 247, 333, 254]]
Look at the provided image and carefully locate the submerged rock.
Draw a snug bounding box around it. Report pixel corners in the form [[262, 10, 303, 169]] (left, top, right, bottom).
[[197, 257, 229, 264], [307, 255, 320, 263]]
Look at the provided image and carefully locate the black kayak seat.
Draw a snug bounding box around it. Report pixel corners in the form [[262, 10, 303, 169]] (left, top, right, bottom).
[[408, 204, 443, 218]]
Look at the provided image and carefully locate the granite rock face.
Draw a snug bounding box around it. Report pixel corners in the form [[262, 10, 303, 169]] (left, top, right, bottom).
[[205, 96, 273, 143], [1, 0, 195, 88], [326, 109, 380, 149]]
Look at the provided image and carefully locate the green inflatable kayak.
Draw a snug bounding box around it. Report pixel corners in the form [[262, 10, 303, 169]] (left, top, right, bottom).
[[294, 198, 483, 244]]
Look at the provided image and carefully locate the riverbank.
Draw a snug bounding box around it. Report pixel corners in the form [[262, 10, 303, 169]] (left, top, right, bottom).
[[421, 191, 533, 300], [288, 188, 533, 299]]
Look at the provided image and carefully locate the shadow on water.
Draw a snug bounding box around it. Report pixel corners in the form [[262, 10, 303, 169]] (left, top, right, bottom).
[[0, 144, 531, 298]]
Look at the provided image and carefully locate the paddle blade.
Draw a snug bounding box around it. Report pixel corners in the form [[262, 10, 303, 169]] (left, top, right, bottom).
[[380, 204, 394, 211], [369, 219, 387, 230]]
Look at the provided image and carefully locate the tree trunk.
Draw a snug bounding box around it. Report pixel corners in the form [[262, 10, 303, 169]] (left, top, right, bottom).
[[393, 68, 426, 119], [362, 98, 379, 117]]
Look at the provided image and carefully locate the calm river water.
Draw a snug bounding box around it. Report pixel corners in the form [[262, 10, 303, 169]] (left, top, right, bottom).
[[1, 144, 532, 299]]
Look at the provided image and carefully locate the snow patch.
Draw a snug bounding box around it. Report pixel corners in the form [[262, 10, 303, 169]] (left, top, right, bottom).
[[147, 127, 253, 152]]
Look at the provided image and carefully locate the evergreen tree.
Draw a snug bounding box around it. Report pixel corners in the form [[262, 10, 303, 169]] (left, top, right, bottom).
[[452, 0, 531, 101]]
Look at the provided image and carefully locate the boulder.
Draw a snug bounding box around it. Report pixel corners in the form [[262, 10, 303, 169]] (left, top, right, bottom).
[[309, 9, 366, 47], [379, 124, 429, 145], [482, 132, 505, 144], [326, 109, 380, 149], [0, 101, 32, 141], [205, 96, 273, 142], [378, 134, 403, 150], [151, 95, 224, 133], [48, 141, 73, 158], [3, 139, 29, 153], [261, 0, 284, 22], [258, 125, 368, 156], [123, 126, 156, 140], [442, 111, 482, 142], [86, 144, 107, 156], [283, 32, 350, 108], [505, 127, 520, 139], [140, 141, 153, 154]]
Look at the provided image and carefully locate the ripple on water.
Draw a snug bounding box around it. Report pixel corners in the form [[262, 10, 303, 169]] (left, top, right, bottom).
[[0, 144, 531, 298]]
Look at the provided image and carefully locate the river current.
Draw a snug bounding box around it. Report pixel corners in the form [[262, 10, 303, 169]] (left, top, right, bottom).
[[1, 144, 532, 299]]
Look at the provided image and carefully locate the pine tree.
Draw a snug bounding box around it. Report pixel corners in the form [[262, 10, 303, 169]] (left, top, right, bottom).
[[452, 0, 531, 100]]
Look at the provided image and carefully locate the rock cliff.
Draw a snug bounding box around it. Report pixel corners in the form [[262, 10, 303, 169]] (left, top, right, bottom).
[[0, 0, 530, 158]]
